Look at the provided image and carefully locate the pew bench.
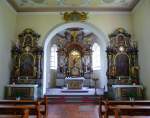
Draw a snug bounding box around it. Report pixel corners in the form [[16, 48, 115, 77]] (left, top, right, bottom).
[[109, 105, 150, 118], [0, 105, 31, 118], [103, 100, 150, 118], [0, 95, 48, 118]]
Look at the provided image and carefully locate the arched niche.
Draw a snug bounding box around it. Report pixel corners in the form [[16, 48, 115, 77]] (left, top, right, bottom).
[[43, 22, 109, 95]]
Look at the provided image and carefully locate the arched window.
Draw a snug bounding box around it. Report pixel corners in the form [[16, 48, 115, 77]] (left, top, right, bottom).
[[50, 44, 57, 69], [92, 43, 101, 70]]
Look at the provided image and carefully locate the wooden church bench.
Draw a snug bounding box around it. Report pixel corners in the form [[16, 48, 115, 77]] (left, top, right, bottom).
[[109, 105, 150, 118], [40, 95, 48, 118], [103, 100, 150, 118], [0, 95, 48, 118], [0, 105, 31, 118]]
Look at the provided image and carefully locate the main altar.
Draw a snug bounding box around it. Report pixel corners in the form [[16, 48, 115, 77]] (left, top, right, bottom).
[[55, 27, 94, 87], [65, 77, 85, 89]]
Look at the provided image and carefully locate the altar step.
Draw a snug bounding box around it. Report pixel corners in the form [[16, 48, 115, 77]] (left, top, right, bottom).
[[61, 87, 89, 93], [45, 88, 104, 103], [47, 95, 100, 104]]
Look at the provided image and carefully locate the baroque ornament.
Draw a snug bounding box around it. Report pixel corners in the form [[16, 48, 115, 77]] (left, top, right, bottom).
[[63, 11, 88, 22]]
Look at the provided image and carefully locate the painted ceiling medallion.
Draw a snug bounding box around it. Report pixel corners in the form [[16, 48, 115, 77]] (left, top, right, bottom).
[[57, 0, 92, 6]]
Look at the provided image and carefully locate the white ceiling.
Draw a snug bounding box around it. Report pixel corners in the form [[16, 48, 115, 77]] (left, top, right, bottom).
[[7, 0, 140, 12]]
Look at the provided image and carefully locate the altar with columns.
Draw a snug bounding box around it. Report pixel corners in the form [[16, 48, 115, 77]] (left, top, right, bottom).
[[56, 28, 93, 88]]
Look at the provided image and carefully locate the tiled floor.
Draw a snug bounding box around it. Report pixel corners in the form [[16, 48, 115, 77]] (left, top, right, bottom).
[[47, 104, 150, 118], [48, 104, 99, 118], [0, 104, 149, 118]]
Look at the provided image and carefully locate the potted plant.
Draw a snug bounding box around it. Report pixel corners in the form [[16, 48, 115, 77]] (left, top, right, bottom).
[[128, 92, 137, 101], [15, 92, 22, 100]]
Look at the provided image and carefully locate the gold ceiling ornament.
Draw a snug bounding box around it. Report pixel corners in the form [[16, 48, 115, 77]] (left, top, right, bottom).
[[63, 11, 88, 22]]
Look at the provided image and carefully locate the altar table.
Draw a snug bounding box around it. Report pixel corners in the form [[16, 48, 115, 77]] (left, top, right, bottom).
[[65, 77, 85, 89]]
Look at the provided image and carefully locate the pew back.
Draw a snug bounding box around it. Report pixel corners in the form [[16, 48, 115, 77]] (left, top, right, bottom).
[[103, 100, 150, 118], [0, 95, 48, 118]]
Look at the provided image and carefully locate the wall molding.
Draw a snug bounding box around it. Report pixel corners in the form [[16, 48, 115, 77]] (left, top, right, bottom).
[[3, 0, 17, 15], [132, 0, 145, 14], [17, 11, 131, 16]]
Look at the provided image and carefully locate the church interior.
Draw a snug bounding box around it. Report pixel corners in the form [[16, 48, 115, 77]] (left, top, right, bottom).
[[0, 0, 150, 117]]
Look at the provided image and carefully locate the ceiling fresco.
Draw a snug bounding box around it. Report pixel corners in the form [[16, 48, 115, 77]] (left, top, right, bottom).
[[7, 0, 140, 12]]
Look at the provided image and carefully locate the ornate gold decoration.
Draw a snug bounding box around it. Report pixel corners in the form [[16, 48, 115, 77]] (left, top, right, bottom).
[[11, 28, 43, 84], [117, 27, 125, 33], [63, 11, 88, 22]]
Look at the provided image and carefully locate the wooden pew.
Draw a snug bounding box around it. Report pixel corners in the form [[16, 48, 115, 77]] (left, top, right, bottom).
[[0, 105, 32, 118], [97, 97, 108, 118], [103, 100, 150, 118], [41, 95, 48, 117], [0, 95, 48, 118], [109, 105, 150, 118]]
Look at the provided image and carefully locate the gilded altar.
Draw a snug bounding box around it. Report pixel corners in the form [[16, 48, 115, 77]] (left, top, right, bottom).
[[56, 28, 93, 87], [6, 29, 43, 99], [10, 28, 43, 85], [106, 28, 143, 100], [106, 28, 139, 85]]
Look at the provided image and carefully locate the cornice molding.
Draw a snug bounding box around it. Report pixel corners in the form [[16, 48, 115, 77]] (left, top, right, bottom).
[[3, 0, 17, 15], [18, 11, 131, 16], [131, 0, 145, 14]]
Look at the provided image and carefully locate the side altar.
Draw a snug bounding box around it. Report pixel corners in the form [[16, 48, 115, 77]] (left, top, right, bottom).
[[5, 29, 43, 99], [65, 77, 85, 89], [106, 28, 144, 100]]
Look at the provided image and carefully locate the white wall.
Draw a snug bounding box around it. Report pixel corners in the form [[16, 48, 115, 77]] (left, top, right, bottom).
[[16, 12, 133, 46], [0, 0, 16, 99], [132, 0, 150, 99]]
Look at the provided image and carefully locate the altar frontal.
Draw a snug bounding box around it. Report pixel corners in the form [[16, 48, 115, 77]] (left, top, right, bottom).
[[65, 77, 85, 89]]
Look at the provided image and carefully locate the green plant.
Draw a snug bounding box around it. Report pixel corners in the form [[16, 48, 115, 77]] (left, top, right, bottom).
[[127, 92, 137, 98], [15, 92, 23, 98]]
